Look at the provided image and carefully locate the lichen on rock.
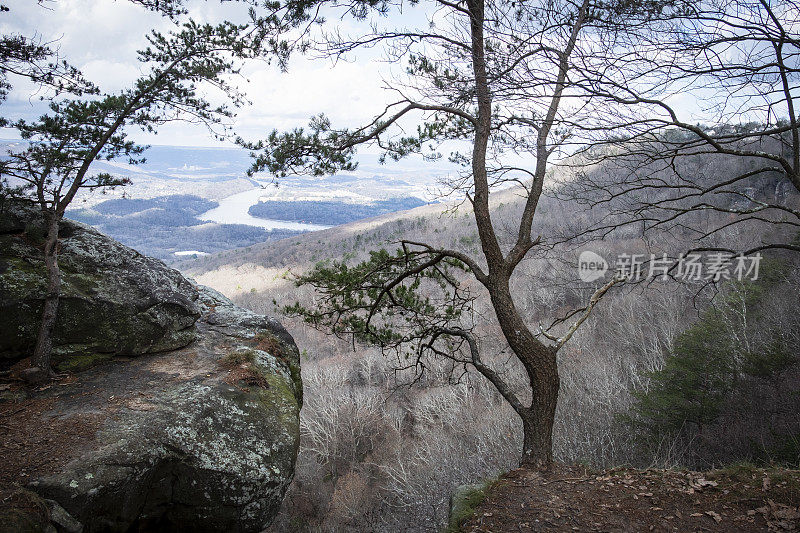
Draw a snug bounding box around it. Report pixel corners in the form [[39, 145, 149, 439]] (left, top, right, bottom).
[[0, 202, 302, 532], [0, 201, 201, 365]]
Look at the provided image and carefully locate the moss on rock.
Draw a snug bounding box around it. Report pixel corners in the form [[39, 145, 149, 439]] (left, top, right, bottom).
[[0, 202, 201, 367], [446, 479, 497, 533], [52, 352, 114, 372]]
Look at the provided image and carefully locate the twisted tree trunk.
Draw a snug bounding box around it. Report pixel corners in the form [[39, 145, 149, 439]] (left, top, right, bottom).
[[487, 277, 561, 467]]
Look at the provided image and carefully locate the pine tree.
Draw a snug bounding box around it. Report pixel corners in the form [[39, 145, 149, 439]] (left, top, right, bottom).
[[1, 17, 289, 382]]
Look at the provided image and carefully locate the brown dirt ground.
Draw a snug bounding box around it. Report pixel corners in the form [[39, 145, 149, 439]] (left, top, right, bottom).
[[0, 376, 104, 487], [462, 464, 800, 532], [0, 368, 105, 522]]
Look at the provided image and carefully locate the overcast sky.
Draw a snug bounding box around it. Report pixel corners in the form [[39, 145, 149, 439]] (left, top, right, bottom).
[[0, 0, 416, 148], [1, 0, 719, 154]]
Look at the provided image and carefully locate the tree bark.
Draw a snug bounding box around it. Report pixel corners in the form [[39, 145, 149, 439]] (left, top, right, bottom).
[[31, 210, 61, 379], [519, 363, 560, 467], [487, 278, 560, 467], [461, 0, 562, 468]]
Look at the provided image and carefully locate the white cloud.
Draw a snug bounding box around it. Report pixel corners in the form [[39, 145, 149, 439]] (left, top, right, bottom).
[[1, 0, 412, 147], [0, 0, 464, 181]]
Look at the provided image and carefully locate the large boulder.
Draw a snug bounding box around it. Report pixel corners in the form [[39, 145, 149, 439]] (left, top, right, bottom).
[[0, 202, 302, 532], [0, 201, 200, 369]]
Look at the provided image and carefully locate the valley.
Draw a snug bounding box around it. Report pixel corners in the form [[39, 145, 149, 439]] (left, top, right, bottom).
[[176, 150, 800, 531], [10, 142, 455, 261], [2, 0, 799, 530]]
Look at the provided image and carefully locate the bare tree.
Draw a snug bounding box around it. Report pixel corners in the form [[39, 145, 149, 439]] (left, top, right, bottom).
[[557, 0, 800, 257], [242, 0, 647, 467]]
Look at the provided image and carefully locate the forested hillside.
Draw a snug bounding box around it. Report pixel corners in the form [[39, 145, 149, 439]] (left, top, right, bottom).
[[179, 149, 800, 531], [67, 195, 304, 260], [248, 197, 427, 226], [4, 0, 799, 530]]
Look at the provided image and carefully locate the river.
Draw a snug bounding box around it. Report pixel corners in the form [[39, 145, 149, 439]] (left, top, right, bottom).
[[197, 187, 331, 232]]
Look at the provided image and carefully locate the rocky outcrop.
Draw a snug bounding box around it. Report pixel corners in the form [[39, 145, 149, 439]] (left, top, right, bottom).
[[0, 202, 302, 532], [0, 202, 200, 369]]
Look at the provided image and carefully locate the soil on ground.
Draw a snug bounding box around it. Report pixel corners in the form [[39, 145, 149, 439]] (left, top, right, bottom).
[[462, 463, 800, 532]]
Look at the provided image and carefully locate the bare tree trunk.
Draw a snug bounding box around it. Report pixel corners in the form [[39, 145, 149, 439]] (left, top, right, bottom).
[[29, 210, 61, 382], [488, 279, 560, 467], [519, 361, 560, 468]]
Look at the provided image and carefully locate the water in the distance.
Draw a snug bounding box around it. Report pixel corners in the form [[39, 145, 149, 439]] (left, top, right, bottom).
[[197, 187, 330, 231]]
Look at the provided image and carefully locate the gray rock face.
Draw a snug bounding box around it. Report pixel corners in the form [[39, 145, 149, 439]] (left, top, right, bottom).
[[0, 202, 302, 532], [0, 202, 200, 368], [26, 288, 302, 532]]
